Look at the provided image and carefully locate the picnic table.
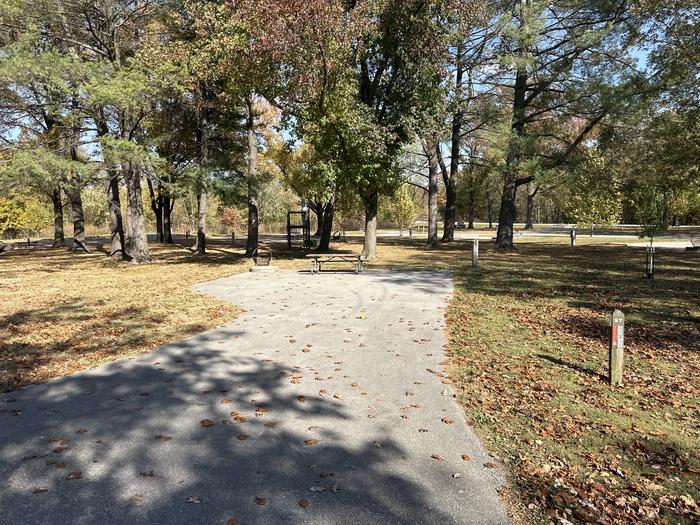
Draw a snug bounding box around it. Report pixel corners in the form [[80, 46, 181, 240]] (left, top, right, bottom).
[[14, 239, 39, 250], [306, 253, 366, 274], [0, 239, 38, 252]]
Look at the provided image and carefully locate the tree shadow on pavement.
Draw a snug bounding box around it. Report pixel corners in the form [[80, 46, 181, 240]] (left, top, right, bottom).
[[0, 329, 460, 525]]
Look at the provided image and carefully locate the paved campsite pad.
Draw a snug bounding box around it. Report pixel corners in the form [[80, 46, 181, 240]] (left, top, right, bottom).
[[0, 270, 510, 525]]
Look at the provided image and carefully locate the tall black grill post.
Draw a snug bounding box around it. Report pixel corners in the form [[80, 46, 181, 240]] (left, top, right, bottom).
[[287, 210, 313, 249], [645, 245, 655, 280], [302, 210, 312, 249]]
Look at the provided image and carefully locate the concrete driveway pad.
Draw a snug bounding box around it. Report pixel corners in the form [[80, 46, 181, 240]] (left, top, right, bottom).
[[0, 270, 510, 524]]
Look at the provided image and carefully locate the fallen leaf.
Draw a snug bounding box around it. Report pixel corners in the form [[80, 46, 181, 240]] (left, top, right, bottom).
[[297, 395, 306, 403], [319, 471, 334, 478], [32, 487, 48, 494], [484, 462, 497, 469], [200, 419, 215, 428], [441, 417, 455, 425], [129, 494, 144, 504], [418, 428, 429, 433], [254, 496, 267, 506], [227, 518, 240, 525], [140, 470, 155, 477], [237, 433, 250, 441], [298, 498, 310, 509], [231, 412, 246, 423], [220, 399, 232, 404], [67, 471, 82, 480], [155, 434, 172, 441], [461, 454, 472, 461], [305, 438, 318, 446], [186, 496, 202, 504], [431, 454, 445, 462], [310, 486, 324, 492]]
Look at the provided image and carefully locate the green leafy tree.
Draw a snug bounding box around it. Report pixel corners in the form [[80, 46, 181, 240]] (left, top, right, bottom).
[[488, 0, 647, 249], [241, 0, 475, 258], [380, 185, 418, 236], [563, 154, 622, 235], [0, 195, 52, 236]]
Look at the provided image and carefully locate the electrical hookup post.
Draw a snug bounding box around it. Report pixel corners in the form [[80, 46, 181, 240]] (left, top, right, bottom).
[[609, 310, 625, 386], [645, 243, 656, 280]]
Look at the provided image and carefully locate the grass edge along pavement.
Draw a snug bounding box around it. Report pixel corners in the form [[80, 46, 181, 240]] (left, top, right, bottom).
[[445, 243, 700, 524]]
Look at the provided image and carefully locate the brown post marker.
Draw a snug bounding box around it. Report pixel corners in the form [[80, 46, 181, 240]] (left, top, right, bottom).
[[609, 310, 624, 386]]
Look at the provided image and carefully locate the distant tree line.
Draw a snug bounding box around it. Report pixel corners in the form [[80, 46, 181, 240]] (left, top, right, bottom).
[[0, 1, 697, 261]]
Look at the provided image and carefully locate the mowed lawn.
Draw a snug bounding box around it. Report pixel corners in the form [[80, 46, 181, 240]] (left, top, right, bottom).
[[1, 234, 698, 523], [0, 240, 248, 392], [444, 242, 700, 524]]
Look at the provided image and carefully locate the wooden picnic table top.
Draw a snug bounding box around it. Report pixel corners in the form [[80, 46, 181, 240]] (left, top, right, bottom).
[[305, 253, 365, 259]]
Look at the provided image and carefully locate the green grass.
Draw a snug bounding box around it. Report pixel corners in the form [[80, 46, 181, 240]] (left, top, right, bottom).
[[446, 243, 700, 524], [1, 233, 698, 523]]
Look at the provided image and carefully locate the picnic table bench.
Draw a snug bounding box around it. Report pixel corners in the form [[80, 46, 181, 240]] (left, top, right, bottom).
[[306, 253, 366, 274], [0, 239, 39, 252]]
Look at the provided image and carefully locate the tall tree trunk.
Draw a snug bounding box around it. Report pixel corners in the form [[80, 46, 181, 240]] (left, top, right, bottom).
[[52, 189, 65, 248], [96, 115, 127, 259], [193, 92, 209, 255], [361, 191, 378, 259], [164, 195, 174, 243], [495, 10, 529, 250], [311, 202, 324, 237], [147, 180, 164, 244], [468, 187, 476, 229], [442, 42, 464, 243], [66, 179, 88, 253], [195, 188, 206, 255], [487, 195, 494, 229], [244, 97, 259, 256], [317, 197, 336, 252], [443, 177, 458, 241], [525, 182, 538, 230], [124, 165, 151, 264], [496, 168, 519, 249], [156, 204, 164, 243], [107, 172, 127, 259], [424, 140, 439, 247]]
